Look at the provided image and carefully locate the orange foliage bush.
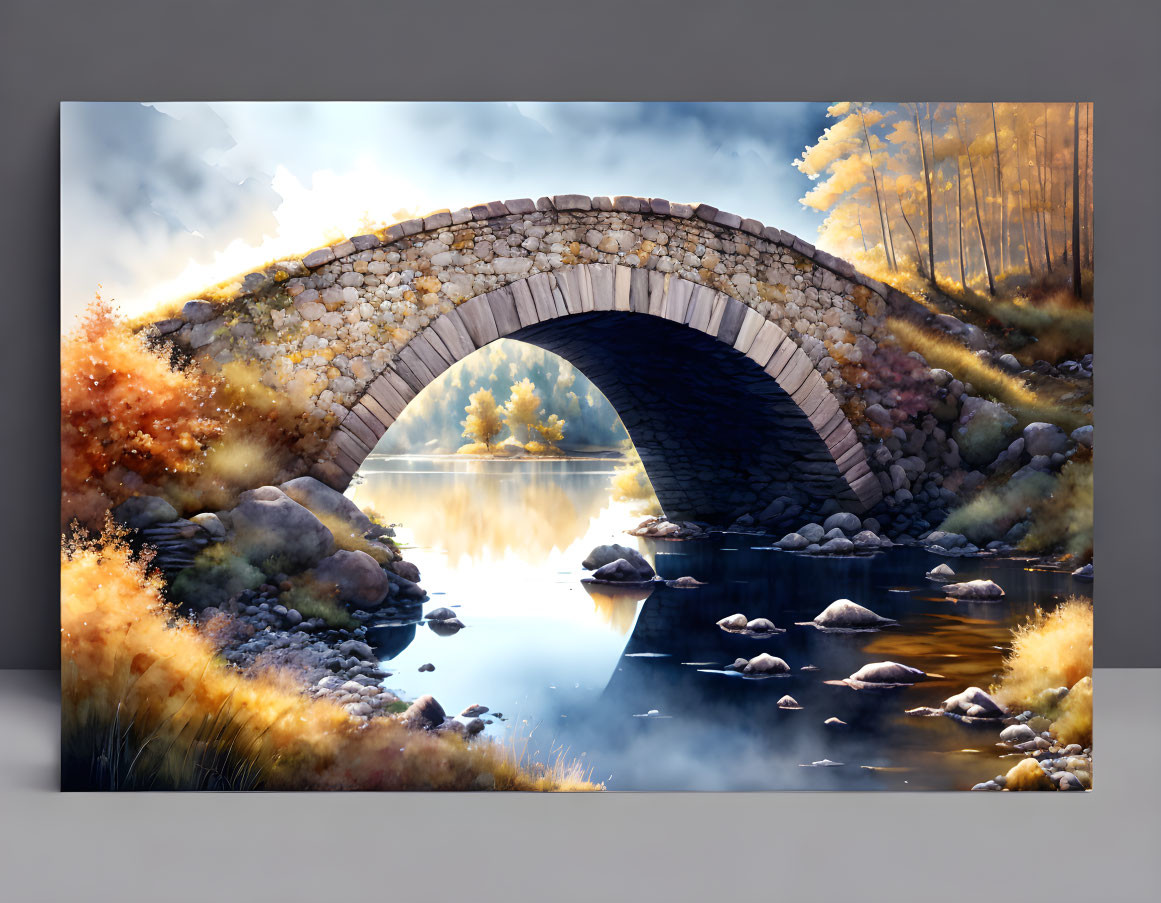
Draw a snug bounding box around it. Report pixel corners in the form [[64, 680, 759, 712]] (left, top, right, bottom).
[[61, 295, 221, 526]]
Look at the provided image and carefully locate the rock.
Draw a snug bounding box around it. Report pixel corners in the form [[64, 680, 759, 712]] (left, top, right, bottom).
[[925, 530, 966, 549], [400, 695, 445, 729], [1022, 422, 1070, 457], [189, 512, 227, 541], [818, 537, 854, 554], [428, 618, 465, 636], [670, 576, 705, 588], [582, 543, 654, 579], [112, 496, 179, 529], [181, 299, 216, 323], [776, 695, 802, 710], [418, 663, 435, 672], [999, 723, 1036, 744], [461, 704, 489, 717], [1072, 563, 1093, 580], [941, 686, 1007, 718], [279, 476, 373, 534], [822, 512, 861, 534], [229, 487, 334, 570], [425, 607, 457, 621], [1056, 772, 1085, 791], [743, 653, 790, 675], [798, 523, 826, 543], [390, 559, 420, 583], [1071, 425, 1093, 448], [926, 563, 956, 581], [590, 558, 653, 583], [745, 618, 778, 633], [464, 718, 486, 737], [955, 397, 1018, 466], [851, 530, 883, 550], [998, 353, 1021, 372], [943, 579, 1005, 600], [776, 532, 809, 551], [824, 717, 848, 728], [810, 599, 893, 629], [338, 639, 375, 660], [717, 613, 749, 631], [722, 657, 750, 673], [310, 550, 390, 609], [846, 661, 926, 685], [1004, 757, 1056, 791]]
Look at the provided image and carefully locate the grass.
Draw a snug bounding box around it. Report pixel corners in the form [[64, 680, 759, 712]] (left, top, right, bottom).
[[888, 316, 1088, 432], [62, 526, 600, 791], [278, 580, 357, 630], [992, 596, 1093, 746]]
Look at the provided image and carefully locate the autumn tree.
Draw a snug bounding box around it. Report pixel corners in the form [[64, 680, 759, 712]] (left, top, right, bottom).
[[796, 102, 1093, 296], [460, 388, 503, 451], [502, 377, 542, 444], [61, 295, 222, 527]]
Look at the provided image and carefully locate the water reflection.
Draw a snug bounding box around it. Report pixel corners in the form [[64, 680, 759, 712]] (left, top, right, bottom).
[[583, 584, 655, 636], [346, 455, 1085, 791]]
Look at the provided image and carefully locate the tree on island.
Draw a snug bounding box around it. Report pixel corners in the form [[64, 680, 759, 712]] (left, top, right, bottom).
[[459, 388, 503, 453], [458, 379, 567, 456]]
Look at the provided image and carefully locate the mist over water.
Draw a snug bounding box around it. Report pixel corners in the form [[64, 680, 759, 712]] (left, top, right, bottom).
[[348, 455, 1076, 790]]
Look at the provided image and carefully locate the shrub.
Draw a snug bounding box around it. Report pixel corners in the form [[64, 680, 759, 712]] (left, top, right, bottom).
[[169, 544, 265, 610], [1019, 456, 1093, 562], [278, 580, 356, 630], [61, 295, 222, 527], [993, 596, 1093, 746]]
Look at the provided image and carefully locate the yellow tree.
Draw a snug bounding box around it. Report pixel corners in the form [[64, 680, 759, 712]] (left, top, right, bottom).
[[461, 388, 503, 450], [503, 378, 542, 444], [531, 414, 566, 446]]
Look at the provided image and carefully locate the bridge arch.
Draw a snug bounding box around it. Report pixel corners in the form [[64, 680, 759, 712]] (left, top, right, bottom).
[[157, 194, 921, 524], [312, 265, 879, 522]]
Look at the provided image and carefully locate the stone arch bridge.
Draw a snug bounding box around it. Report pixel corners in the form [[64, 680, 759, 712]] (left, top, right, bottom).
[[155, 194, 930, 526]]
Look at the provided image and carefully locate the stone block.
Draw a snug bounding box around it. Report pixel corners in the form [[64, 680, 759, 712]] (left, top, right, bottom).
[[732, 307, 764, 354], [457, 295, 500, 346], [423, 211, 453, 231], [614, 265, 631, 311], [510, 279, 539, 328], [487, 285, 521, 335], [504, 198, 536, 215], [553, 194, 592, 211], [302, 248, 335, 269]]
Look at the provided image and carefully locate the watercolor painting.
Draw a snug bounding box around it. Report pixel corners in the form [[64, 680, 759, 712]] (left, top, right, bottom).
[[60, 102, 1092, 791]]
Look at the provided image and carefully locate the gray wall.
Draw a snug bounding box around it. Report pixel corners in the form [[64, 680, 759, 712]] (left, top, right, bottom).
[[3, 0, 1159, 667]]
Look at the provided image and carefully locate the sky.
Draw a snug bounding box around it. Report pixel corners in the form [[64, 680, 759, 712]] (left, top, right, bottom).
[[60, 101, 831, 328]]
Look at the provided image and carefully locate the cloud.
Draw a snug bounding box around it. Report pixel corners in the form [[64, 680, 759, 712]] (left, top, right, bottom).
[[62, 102, 830, 326]]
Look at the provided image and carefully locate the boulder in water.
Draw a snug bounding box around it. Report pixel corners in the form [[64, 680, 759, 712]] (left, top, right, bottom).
[[941, 686, 1007, 719], [717, 613, 749, 631], [582, 543, 654, 579], [943, 579, 1005, 600], [1004, 757, 1056, 791], [745, 618, 778, 633], [589, 557, 653, 583], [777, 695, 802, 710], [926, 563, 956, 581], [425, 607, 457, 621], [743, 653, 790, 675], [669, 575, 705, 588], [841, 661, 927, 687], [804, 599, 894, 630]]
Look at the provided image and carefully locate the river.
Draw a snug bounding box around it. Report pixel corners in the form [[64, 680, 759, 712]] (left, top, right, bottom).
[[346, 455, 1080, 790]]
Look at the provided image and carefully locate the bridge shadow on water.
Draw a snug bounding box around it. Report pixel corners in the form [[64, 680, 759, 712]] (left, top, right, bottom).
[[559, 537, 1079, 790]]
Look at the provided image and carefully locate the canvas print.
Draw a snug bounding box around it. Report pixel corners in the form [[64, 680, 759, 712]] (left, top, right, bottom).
[[60, 102, 1093, 791]]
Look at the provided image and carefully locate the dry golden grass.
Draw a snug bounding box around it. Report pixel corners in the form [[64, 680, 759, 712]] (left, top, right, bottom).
[[888, 317, 1087, 431], [1020, 456, 1093, 562], [62, 526, 599, 791], [992, 596, 1093, 746]]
